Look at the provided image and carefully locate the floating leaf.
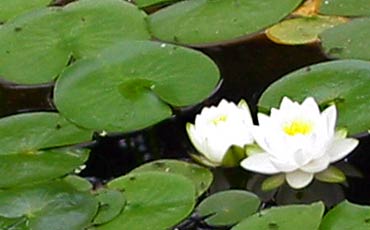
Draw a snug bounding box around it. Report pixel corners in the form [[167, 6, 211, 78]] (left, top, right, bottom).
[[131, 159, 213, 197], [262, 174, 285, 191], [0, 0, 50, 22], [93, 189, 126, 225], [148, 0, 304, 45], [134, 0, 180, 8], [0, 0, 150, 84], [54, 41, 220, 132], [320, 18, 370, 61], [232, 202, 324, 230], [221, 145, 246, 167], [0, 216, 27, 230], [0, 181, 98, 230], [197, 190, 261, 226], [0, 112, 92, 188], [258, 60, 370, 135], [315, 166, 346, 183], [319, 0, 370, 17], [63, 175, 93, 192], [266, 15, 346, 45], [98, 172, 196, 230], [321, 200, 370, 229]]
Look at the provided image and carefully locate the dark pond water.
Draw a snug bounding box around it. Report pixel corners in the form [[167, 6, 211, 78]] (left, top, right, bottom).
[[1, 34, 369, 230]]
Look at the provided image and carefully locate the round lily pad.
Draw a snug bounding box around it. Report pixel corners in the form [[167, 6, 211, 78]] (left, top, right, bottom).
[[0, 0, 50, 22], [54, 40, 220, 132], [321, 200, 370, 229], [320, 18, 370, 61], [93, 189, 126, 225], [63, 175, 93, 192], [266, 15, 346, 45], [197, 190, 261, 226], [0, 0, 150, 85], [131, 159, 213, 197], [258, 59, 370, 135], [319, 0, 370, 17], [98, 171, 196, 230], [134, 0, 180, 8], [148, 0, 304, 45], [0, 112, 92, 188], [0, 181, 98, 230], [232, 202, 324, 230]]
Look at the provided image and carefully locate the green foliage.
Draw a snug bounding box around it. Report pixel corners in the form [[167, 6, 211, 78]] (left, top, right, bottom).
[[0, 0, 51, 22], [131, 159, 213, 197], [149, 0, 304, 45], [232, 202, 325, 230], [320, 18, 370, 61], [98, 172, 196, 230], [197, 190, 261, 226], [258, 60, 370, 135], [266, 16, 346, 45], [320, 201, 370, 229], [54, 40, 220, 132], [0, 0, 150, 84], [93, 189, 126, 225], [319, 0, 370, 17], [0, 112, 91, 188], [0, 181, 98, 230]]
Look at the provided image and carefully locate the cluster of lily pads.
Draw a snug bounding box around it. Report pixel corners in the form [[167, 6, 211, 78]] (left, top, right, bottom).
[[0, 0, 370, 229]]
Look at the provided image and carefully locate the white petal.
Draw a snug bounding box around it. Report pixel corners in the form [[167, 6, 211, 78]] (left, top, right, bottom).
[[286, 170, 314, 189], [186, 123, 205, 154], [280, 97, 295, 110], [257, 113, 271, 126], [240, 154, 280, 174], [327, 138, 359, 162], [300, 154, 330, 173], [322, 105, 337, 136], [301, 97, 320, 116], [251, 126, 271, 152]]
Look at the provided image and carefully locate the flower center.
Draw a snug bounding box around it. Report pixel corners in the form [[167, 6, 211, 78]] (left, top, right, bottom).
[[212, 115, 228, 125], [283, 120, 313, 136]]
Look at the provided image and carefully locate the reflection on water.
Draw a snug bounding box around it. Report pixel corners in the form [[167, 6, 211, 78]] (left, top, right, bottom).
[[1, 35, 370, 221]]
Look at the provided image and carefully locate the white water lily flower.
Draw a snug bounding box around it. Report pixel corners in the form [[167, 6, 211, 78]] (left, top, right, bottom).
[[241, 97, 359, 189], [186, 99, 254, 166]]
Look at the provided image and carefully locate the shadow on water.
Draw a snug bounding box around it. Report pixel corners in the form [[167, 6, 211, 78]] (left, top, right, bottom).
[[1, 34, 370, 229]]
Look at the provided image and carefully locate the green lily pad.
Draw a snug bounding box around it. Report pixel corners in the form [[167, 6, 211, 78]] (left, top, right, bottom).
[[0, 0, 150, 85], [258, 59, 370, 135], [266, 15, 346, 45], [131, 159, 213, 197], [319, 0, 370, 17], [54, 40, 220, 132], [63, 175, 93, 192], [98, 171, 196, 230], [320, 18, 370, 61], [148, 0, 304, 45], [0, 112, 92, 154], [232, 202, 324, 230], [93, 189, 126, 225], [134, 0, 180, 8], [320, 200, 370, 230], [0, 0, 50, 22], [0, 181, 98, 230], [197, 190, 261, 226], [0, 112, 92, 188], [0, 148, 89, 188]]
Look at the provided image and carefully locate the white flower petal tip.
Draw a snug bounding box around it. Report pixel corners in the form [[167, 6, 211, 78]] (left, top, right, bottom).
[[186, 99, 254, 167], [286, 170, 314, 189]]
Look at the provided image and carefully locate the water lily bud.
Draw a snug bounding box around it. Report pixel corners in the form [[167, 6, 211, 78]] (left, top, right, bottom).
[[241, 97, 359, 189], [186, 99, 254, 167]]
